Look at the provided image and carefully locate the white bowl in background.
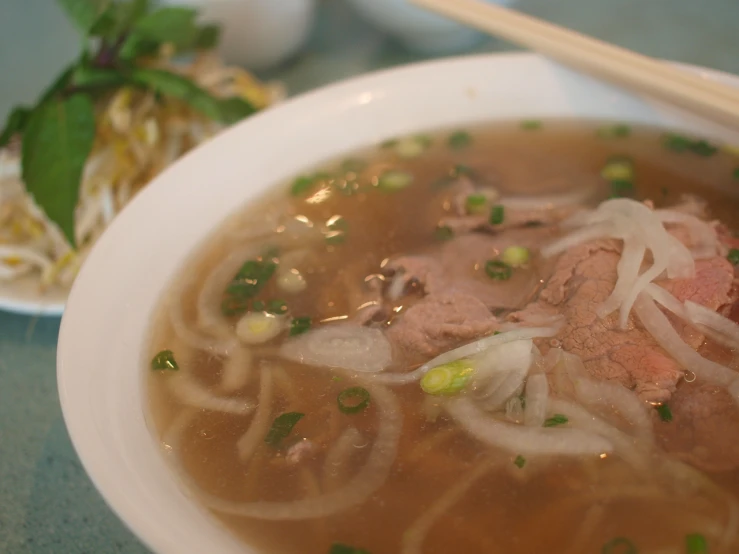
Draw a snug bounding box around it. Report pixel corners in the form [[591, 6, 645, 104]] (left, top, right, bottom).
[[57, 53, 739, 554], [165, 0, 316, 71], [347, 0, 516, 54]]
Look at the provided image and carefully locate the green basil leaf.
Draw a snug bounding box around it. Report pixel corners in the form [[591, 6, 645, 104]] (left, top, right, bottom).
[[0, 106, 33, 148], [130, 68, 255, 123], [90, 0, 149, 38], [129, 6, 198, 46], [38, 64, 77, 104], [71, 65, 127, 89], [194, 24, 221, 49], [58, 0, 111, 34], [21, 95, 96, 247]]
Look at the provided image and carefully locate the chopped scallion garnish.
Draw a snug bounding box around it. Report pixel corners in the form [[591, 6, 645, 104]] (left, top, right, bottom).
[[394, 135, 432, 158], [222, 259, 277, 316], [485, 260, 512, 281], [377, 170, 413, 191], [601, 537, 637, 554], [465, 193, 487, 214], [151, 349, 179, 371], [290, 317, 311, 336], [521, 120, 542, 130], [601, 156, 634, 182], [337, 387, 371, 414], [489, 204, 505, 225], [663, 133, 718, 157], [733, 167, 739, 180], [727, 248, 739, 266], [609, 179, 634, 198], [597, 123, 631, 138], [329, 543, 371, 554], [501, 246, 530, 268], [448, 130, 471, 149], [514, 455, 526, 468], [291, 175, 318, 196], [434, 225, 454, 241], [325, 230, 346, 245], [543, 414, 568, 427], [264, 412, 304, 447], [266, 299, 288, 315], [420, 359, 475, 396], [685, 533, 707, 554], [655, 403, 673, 422]]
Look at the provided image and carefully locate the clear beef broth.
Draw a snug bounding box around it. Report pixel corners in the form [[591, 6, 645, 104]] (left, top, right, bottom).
[[148, 121, 739, 554]]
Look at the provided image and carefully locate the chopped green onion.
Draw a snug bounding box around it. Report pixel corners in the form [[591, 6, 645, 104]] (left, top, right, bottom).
[[465, 193, 487, 214], [489, 204, 505, 225], [394, 135, 431, 158], [543, 414, 569, 427], [597, 123, 631, 138], [610, 179, 634, 197], [266, 299, 288, 315], [431, 164, 475, 189], [663, 133, 692, 152], [448, 130, 471, 149], [264, 412, 304, 447], [655, 403, 673, 422], [733, 167, 739, 180], [289, 316, 312, 336], [337, 387, 371, 414], [325, 230, 346, 245], [513, 455, 526, 469], [685, 533, 707, 554], [236, 312, 284, 345], [601, 156, 634, 182], [663, 133, 718, 156], [377, 170, 413, 191], [329, 543, 371, 554], [341, 158, 366, 173], [434, 225, 454, 241], [691, 139, 718, 157], [521, 120, 542, 130], [420, 359, 475, 396], [601, 537, 637, 554], [727, 248, 739, 266], [485, 260, 512, 280], [222, 259, 277, 316], [151, 349, 179, 371], [252, 300, 265, 311], [331, 376, 342, 382], [290, 173, 330, 196], [501, 246, 530, 268]]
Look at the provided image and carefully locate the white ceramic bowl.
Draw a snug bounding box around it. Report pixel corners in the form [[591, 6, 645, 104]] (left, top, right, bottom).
[[347, 0, 516, 54], [57, 53, 739, 554]]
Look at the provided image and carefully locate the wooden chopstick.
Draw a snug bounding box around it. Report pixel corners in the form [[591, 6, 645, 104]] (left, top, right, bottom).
[[410, 0, 739, 129]]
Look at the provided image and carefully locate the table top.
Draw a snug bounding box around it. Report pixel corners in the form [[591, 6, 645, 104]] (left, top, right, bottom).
[[2, 0, 739, 552]]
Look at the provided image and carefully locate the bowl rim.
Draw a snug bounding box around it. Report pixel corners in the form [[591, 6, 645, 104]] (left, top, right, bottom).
[[57, 51, 739, 554]]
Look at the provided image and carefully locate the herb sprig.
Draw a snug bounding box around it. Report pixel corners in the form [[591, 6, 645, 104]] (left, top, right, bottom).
[[0, 0, 256, 246]]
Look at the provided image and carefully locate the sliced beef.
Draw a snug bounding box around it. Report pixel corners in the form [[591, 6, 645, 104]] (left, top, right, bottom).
[[386, 292, 499, 364], [386, 229, 553, 311], [511, 239, 734, 403], [655, 382, 739, 472]]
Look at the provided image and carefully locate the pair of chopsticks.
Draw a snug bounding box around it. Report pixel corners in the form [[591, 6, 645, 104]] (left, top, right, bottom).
[[411, 0, 739, 130]]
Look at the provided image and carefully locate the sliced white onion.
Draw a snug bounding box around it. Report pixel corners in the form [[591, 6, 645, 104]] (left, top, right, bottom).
[[446, 397, 612, 456], [634, 293, 739, 388], [220, 347, 253, 393], [372, 326, 559, 385], [523, 373, 549, 427], [597, 239, 645, 319], [505, 396, 524, 423], [656, 209, 720, 259], [473, 340, 533, 410], [541, 221, 614, 258], [322, 427, 364, 491], [685, 300, 739, 350], [280, 324, 393, 373]]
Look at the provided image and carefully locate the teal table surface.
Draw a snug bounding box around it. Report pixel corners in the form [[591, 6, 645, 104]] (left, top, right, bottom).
[[2, 0, 739, 552]]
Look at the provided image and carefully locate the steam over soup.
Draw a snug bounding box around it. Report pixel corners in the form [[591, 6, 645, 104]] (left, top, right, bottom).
[[147, 121, 739, 554]]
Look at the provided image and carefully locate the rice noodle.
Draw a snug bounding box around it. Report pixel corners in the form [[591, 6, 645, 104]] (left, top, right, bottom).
[[168, 370, 255, 416], [565, 503, 606, 554], [685, 300, 739, 350], [321, 427, 364, 491], [523, 373, 549, 427], [236, 366, 273, 461], [279, 324, 393, 373], [169, 381, 401, 520], [446, 397, 613, 456], [634, 293, 739, 389], [373, 326, 560, 385], [220, 347, 253, 393], [401, 458, 496, 554], [560, 352, 654, 443], [505, 395, 524, 423]]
